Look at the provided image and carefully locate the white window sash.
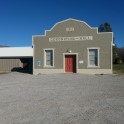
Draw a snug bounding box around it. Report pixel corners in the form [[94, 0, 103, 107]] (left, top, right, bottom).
[[87, 48, 100, 68], [44, 48, 54, 67]]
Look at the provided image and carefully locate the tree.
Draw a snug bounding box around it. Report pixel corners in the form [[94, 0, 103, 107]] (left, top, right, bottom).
[[113, 44, 120, 64], [98, 22, 112, 32]]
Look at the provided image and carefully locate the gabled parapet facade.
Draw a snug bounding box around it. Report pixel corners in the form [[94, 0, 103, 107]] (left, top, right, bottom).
[[33, 18, 113, 75]]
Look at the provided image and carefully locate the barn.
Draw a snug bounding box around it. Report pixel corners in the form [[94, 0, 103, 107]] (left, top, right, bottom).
[[0, 47, 33, 74]]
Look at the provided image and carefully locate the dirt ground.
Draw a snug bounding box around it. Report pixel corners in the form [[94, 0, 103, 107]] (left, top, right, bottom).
[[0, 72, 124, 124]]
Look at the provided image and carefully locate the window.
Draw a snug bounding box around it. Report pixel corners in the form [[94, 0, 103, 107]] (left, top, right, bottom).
[[88, 48, 99, 67], [44, 49, 54, 67]]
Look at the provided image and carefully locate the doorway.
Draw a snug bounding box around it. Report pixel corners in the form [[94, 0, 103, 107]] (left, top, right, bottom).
[[65, 55, 76, 73]]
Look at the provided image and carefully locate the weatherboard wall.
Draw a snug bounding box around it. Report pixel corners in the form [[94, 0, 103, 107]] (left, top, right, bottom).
[[0, 58, 22, 73]]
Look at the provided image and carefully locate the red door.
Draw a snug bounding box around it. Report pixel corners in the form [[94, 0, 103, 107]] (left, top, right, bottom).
[[65, 55, 76, 73]]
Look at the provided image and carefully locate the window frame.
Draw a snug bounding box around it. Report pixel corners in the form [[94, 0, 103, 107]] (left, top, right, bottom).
[[44, 48, 54, 67], [87, 47, 100, 68]]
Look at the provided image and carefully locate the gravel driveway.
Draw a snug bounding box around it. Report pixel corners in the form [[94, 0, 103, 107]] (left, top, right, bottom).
[[0, 72, 124, 124]]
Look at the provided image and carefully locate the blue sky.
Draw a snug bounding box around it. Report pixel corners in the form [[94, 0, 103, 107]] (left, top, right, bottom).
[[0, 0, 123, 47]]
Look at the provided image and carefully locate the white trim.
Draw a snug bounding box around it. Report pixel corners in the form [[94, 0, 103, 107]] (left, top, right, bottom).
[[43, 48, 55, 68], [112, 43, 115, 46], [32, 18, 97, 38], [32, 36, 35, 74], [111, 32, 114, 73], [33, 69, 64, 75], [0, 47, 33, 57], [87, 47, 100, 68], [33, 69, 112, 75], [63, 53, 78, 73], [33, 45, 35, 74], [32, 18, 113, 39], [50, 18, 97, 30], [77, 69, 112, 74], [32, 35, 34, 47], [49, 36, 93, 42]]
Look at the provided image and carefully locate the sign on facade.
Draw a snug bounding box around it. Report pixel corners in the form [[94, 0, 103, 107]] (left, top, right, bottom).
[[49, 36, 93, 42]]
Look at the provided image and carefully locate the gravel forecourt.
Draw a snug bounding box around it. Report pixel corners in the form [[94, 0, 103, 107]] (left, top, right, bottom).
[[0, 72, 124, 124]]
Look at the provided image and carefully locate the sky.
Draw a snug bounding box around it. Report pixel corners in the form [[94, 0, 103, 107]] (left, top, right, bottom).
[[0, 0, 123, 47]]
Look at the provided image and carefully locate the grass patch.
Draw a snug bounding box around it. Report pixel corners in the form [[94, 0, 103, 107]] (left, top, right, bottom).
[[113, 64, 124, 74]]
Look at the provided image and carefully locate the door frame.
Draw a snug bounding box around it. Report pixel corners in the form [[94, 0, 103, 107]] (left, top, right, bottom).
[[63, 53, 78, 73]]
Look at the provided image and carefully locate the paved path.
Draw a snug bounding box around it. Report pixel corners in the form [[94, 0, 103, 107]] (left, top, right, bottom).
[[0, 73, 124, 124]]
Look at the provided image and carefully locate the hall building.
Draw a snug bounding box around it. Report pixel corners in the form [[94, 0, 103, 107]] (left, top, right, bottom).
[[32, 18, 113, 74]]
